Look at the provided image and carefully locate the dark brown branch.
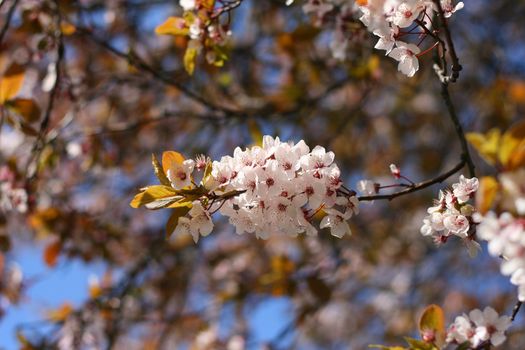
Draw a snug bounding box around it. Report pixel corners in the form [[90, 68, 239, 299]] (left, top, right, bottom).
[[440, 83, 476, 178], [212, 0, 243, 19], [74, 26, 243, 118], [0, 0, 19, 46], [432, 0, 462, 83], [358, 159, 466, 201], [26, 0, 65, 181], [511, 301, 522, 322]]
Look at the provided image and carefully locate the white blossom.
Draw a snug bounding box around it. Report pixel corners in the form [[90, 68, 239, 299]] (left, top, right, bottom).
[[446, 307, 511, 348], [420, 175, 479, 256], [388, 41, 421, 77]]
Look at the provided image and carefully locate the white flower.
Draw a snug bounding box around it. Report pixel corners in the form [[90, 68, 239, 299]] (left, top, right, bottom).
[[443, 213, 470, 237], [446, 314, 475, 344], [320, 208, 352, 238], [452, 175, 479, 203], [390, 1, 425, 28], [388, 41, 420, 77], [180, 0, 196, 11], [175, 202, 214, 243], [441, 0, 464, 18], [357, 180, 377, 196], [469, 307, 511, 347], [373, 23, 399, 54], [477, 211, 525, 309], [167, 159, 195, 189], [500, 169, 525, 215]]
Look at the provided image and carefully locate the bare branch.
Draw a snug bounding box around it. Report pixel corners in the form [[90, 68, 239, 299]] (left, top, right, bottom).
[[358, 159, 466, 201], [0, 0, 19, 46]]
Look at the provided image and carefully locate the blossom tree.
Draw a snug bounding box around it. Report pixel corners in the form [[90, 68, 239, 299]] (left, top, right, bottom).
[[0, 0, 524, 349]]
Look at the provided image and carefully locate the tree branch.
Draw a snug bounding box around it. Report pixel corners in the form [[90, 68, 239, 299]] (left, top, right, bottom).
[[74, 26, 244, 118], [25, 0, 65, 181], [358, 159, 466, 201], [439, 82, 476, 178], [0, 0, 19, 46], [432, 0, 462, 83]]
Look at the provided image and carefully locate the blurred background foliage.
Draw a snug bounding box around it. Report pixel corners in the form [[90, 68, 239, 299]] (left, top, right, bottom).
[[0, 0, 524, 349]]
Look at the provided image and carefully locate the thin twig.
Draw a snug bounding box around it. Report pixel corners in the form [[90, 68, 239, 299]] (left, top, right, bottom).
[[74, 26, 243, 118], [0, 0, 19, 46], [26, 0, 65, 181], [432, 0, 462, 83], [511, 301, 522, 322], [440, 83, 476, 178], [358, 159, 466, 201]]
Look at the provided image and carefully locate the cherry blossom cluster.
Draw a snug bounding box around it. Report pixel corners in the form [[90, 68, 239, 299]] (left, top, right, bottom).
[[297, 0, 464, 76], [446, 306, 511, 348], [420, 175, 480, 256], [358, 0, 464, 77], [170, 136, 359, 242], [0, 165, 28, 214], [476, 212, 525, 303]]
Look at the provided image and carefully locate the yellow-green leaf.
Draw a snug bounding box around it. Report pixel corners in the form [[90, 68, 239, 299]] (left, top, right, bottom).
[[476, 176, 499, 214], [130, 185, 179, 208], [155, 17, 188, 36], [500, 120, 525, 170], [6, 98, 41, 122], [418, 305, 445, 346], [201, 0, 216, 11], [184, 46, 198, 75], [162, 151, 185, 174], [369, 346, 406, 350], [152, 154, 171, 186], [466, 129, 500, 166], [0, 63, 25, 104], [166, 206, 192, 238], [403, 337, 436, 350], [248, 119, 263, 146]]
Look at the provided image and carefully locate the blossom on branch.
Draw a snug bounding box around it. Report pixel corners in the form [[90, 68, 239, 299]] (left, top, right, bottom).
[[420, 175, 480, 257], [131, 136, 359, 242]]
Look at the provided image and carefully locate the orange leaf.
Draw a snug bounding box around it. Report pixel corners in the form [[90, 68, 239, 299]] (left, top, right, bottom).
[[43, 240, 62, 267], [476, 176, 499, 215], [0, 63, 25, 104], [155, 17, 188, 36], [162, 151, 185, 174], [47, 302, 73, 322], [6, 98, 41, 122]]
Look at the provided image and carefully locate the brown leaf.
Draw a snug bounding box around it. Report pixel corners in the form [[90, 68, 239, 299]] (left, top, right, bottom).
[[0, 63, 25, 104], [6, 98, 41, 122], [43, 240, 62, 267]]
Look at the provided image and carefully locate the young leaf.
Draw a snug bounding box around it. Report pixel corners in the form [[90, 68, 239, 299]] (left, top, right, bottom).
[[0, 64, 25, 104], [162, 151, 185, 174], [466, 129, 500, 166], [155, 17, 188, 36], [166, 206, 192, 238], [476, 176, 499, 214], [369, 346, 406, 350], [152, 154, 171, 186], [500, 120, 525, 170], [418, 305, 445, 347], [43, 240, 62, 267], [129, 185, 180, 208], [47, 302, 73, 322], [403, 337, 435, 350], [6, 98, 41, 122], [184, 46, 198, 75]]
